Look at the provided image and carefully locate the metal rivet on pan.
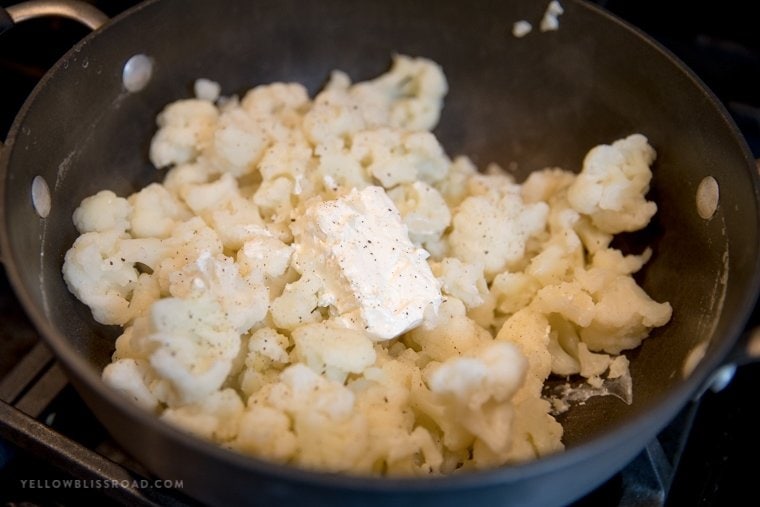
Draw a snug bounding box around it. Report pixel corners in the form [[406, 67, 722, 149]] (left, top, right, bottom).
[[696, 176, 719, 220], [122, 54, 153, 92], [31, 175, 51, 218], [708, 363, 736, 393]]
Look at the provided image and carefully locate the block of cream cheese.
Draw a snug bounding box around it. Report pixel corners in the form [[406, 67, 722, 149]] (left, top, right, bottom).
[[292, 186, 441, 340]]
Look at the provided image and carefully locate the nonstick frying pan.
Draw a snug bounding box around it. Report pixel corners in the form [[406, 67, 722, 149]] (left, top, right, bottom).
[[1, 0, 759, 506]]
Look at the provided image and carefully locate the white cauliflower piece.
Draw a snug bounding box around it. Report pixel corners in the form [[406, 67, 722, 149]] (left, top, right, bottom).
[[521, 168, 576, 205], [350, 54, 448, 131], [388, 181, 451, 246], [128, 183, 192, 239], [270, 272, 322, 330], [567, 134, 657, 233], [436, 155, 478, 208], [62, 230, 138, 325], [234, 404, 298, 462], [315, 141, 371, 195], [406, 297, 488, 362], [491, 272, 541, 316], [236, 234, 293, 281], [239, 327, 291, 397], [292, 322, 376, 383], [449, 191, 549, 278], [162, 162, 211, 198], [422, 341, 527, 457], [257, 139, 313, 183], [149, 99, 218, 168], [161, 388, 244, 442], [72, 190, 132, 234], [101, 358, 159, 411], [496, 308, 552, 400], [180, 172, 241, 214], [501, 397, 564, 463], [136, 295, 241, 406], [250, 364, 368, 472], [194, 78, 221, 102], [154, 217, 223, 293], [204, 108, 269, 176], [349, 360, 443, 474], [168, 252, 268, 334], [431, 258, 487, 309], [579, 275, 672, 354], [351, 129, 449, 188], [302, 86, 366, 146], [180, 173, 267, 250], [240, 82, 310, 140]]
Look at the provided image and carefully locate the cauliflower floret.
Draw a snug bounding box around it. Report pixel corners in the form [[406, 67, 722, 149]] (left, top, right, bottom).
[[257, 139, 313, 183], [501, 396, 564, 463], [521, 168, 576, 205], [154, 217, 223, 293], [249, 364, 369, 472], [62, 231, 165, 325], [351, 54, 448, 131], [168, 252, 268, 334], [314, 138, 372, 193], [149, 99, 219, 168], [134, 295, 242, 406], [240, 82, 310, 140], [579, 275, 672, 354], [161, 388, 244, 442], [449, 191, 549, 278], [495, 308, 552, 400], [431, 258, 487, 309], [233, 404, 298, 462], [405, 296, 490, 362], [128, 183, 192, 239], [236, 234, 293, 281], [418, 341, 527, 460], [162, 162, 212, 198], [204, 108, 269, 176], [436, 155, 478, 208], [349, 360, 443, 475], [102, 358, 159, 411], [179, 173, 267, 250], [303, 86, 366, 146], [567, 134, 657, 233], [72, 190, 132, 234], [351, 129, 449, 188], [270, 271, 323, 330], [193, 78, 221, 102], [292, 322, 376, 383], [239, 327, 291, 397], [491, 272, 541, 316], [388, 181, 451, 246]]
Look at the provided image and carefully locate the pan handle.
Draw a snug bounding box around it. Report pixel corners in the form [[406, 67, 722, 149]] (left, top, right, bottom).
[[0, 0, 108, 36]]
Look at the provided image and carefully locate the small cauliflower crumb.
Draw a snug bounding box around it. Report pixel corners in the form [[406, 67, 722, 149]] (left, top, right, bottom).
[[540, 1, 564, 32], [512, 20, 533, 38], [63, 54, 671, 477]]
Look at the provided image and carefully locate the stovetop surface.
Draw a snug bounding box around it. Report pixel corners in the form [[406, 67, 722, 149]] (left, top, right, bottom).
[[1, 1, 760, 506]]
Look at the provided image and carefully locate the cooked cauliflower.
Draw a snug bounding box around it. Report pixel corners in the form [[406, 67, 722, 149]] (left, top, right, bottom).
[[449, 191, 549, 278], [72, 190, 132, 234], [63, 56, 671, 476], [567, 134, 658, 233], [149, 99, 218, 168]]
